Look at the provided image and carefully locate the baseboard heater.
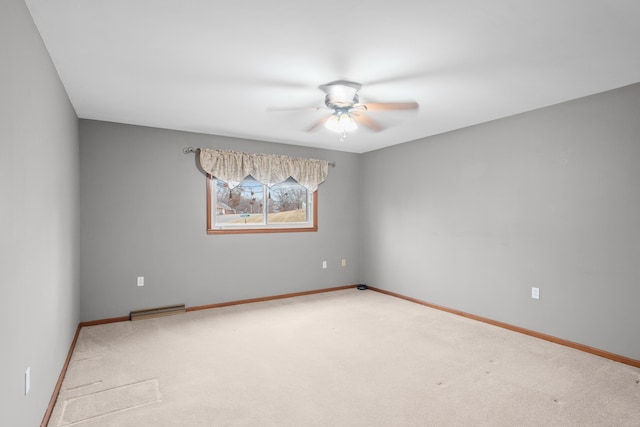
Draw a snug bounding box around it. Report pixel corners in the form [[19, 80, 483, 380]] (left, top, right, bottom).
[[130, 304, 186, 321]]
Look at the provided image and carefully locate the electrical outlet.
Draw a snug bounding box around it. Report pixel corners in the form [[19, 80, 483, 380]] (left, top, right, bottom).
[[531, 287, 540, 299], [341, 259, 346, 267], [137, 276, 144, 287], [25, 367, 30, 395], [322, 261, 327, 269]]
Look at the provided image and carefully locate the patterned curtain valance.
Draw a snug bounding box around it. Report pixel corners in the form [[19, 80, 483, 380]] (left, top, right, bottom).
[[199, 149, 329, 192]]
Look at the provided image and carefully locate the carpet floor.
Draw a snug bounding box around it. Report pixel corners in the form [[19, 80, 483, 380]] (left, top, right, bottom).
[[48, 289, 640, 426]]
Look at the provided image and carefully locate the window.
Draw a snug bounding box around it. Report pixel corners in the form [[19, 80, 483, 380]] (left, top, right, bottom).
[[197, 148, 328, 234], [207, 176, 317, 234]]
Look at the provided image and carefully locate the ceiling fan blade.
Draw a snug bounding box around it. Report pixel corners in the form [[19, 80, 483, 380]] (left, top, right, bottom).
[[267, 105, 325, 112], [306, 115, 330, 132], [361, 102, 419, 112], [352, 113, 384, 132], [365, 70, 439, 87], [254, 78, 314, 89]]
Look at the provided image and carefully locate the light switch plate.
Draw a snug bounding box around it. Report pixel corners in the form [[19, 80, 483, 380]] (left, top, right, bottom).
[[531, 287, 540, 299], [25, 367, 30, 395]]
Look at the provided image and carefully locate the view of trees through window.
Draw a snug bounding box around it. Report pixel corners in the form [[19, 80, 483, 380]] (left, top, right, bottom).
[[213, 177, 310, 227]]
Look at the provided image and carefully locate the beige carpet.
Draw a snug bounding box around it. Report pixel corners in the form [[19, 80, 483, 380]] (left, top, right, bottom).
[[48, 289, 640, 426]]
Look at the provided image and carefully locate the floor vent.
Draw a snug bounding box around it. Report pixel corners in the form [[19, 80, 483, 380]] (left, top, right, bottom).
[[130, 304, 186, 321]]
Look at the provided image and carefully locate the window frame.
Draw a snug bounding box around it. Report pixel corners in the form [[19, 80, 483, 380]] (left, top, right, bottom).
[[206, 175, 318, 235]]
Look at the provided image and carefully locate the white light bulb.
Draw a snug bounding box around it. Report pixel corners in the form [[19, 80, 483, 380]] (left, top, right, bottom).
[[338, 113, 357, 132], [324, 112, 357, 133]]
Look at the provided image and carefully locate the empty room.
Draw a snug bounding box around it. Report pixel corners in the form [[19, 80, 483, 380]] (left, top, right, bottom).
[[2, 0, 640, 426]]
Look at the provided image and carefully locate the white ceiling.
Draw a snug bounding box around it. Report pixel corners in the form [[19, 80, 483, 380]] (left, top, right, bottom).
[[25, 0, 640, 153]]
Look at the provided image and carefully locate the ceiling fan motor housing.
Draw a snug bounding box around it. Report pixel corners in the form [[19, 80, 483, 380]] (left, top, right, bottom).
[[325, 94, 359, 110], [321, 80, 362, 109]]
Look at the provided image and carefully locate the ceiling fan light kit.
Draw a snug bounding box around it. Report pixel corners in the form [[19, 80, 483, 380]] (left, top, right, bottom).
[[324, 110, 358, 133]]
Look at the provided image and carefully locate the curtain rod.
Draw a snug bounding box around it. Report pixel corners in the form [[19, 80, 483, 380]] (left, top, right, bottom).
[[183, 147, 336, 167]]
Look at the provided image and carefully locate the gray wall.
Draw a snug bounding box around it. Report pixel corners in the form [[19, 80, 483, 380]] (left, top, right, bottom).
[[0, 1, 80, 426], [3, 4, 638, 422], [361, 83, 640, 360], [79, 120, 361, 321]]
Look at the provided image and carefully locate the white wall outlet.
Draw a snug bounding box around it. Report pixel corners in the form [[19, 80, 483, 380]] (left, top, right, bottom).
[[137, 276, 144, 287], [322, 261, 327, 269], [341, 259, 346, 267], [531, 287, 540, 299], [25, 367, 30, 395]]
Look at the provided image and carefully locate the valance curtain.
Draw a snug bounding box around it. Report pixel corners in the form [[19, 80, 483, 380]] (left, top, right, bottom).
[[199, 149, 329, 192]]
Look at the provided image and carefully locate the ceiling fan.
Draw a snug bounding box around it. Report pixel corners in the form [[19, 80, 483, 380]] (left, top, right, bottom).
[[275, 80, 419, 139]]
